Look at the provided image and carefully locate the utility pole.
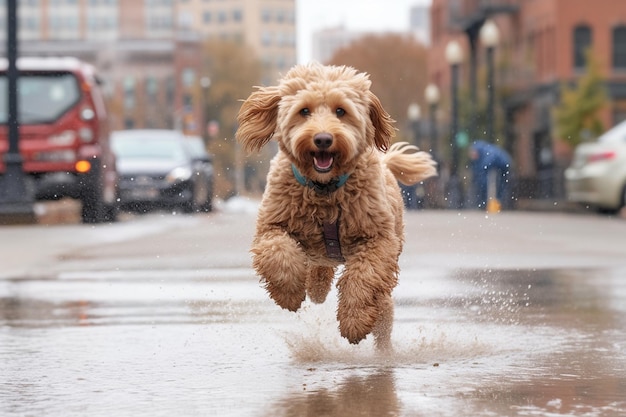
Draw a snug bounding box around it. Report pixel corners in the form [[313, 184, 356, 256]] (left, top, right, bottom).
[[0, 0, 35, 224]]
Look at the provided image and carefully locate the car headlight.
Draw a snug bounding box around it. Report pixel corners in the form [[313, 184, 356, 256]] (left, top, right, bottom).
[[166, 166, 192, 183]]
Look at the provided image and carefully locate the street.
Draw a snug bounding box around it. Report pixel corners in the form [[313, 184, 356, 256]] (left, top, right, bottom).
[[1, 200, 626, 416]]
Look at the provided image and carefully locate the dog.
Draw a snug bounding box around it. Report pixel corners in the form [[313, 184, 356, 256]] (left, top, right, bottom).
[[236, 63, 436, 351]]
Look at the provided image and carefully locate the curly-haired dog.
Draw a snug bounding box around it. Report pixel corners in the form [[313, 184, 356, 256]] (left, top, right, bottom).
[[236, 63, 436, 351]]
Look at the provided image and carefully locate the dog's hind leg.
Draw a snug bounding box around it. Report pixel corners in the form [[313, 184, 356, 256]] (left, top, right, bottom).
[[306, 266, 335, 304], [372, 294, 394, 353]]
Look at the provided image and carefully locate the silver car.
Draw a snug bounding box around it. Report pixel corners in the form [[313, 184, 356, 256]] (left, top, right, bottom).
[[565, 120, 626, 212], [111, 129, 213, 213]]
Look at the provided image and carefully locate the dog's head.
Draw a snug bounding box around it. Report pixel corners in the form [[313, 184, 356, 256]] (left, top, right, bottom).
[[236, 63, 395, 183]]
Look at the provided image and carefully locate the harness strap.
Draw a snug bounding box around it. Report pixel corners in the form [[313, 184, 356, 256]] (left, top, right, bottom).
[[291, 164, 346, 261], [322, 218, 345, 262]]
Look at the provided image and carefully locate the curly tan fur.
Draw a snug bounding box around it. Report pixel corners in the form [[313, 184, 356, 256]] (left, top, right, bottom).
[[236, 63, 437, 351]]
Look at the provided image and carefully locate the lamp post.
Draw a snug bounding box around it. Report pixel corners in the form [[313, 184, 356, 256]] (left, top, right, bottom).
[[424, 83, 442, 208], [200, 76, 211, 144], [0, 0, 35, 224], [403, 103, 421, 209], [445, 40, 463, 209], [407, 103, 421, 147], [424, 83, 440, 160], [480, 19, 499, 144]]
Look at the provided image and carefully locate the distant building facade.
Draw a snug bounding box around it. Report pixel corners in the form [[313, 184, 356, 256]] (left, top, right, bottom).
[[0, 0, 295, 132], [312, 5, 430, 64], [311, 26, 364, 64], [176, 0, 296, 85], [429, 0, 626, 200], [410, 5, 431, 45]]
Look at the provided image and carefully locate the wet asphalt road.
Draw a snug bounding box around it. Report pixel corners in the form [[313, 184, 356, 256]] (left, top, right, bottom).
[[1, 199, 626, 417]]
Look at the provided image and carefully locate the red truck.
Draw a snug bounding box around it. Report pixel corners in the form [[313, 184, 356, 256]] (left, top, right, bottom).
[[0, 56, 118, 223]]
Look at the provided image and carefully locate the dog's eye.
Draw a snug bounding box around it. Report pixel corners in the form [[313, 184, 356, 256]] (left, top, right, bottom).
[[299, 108, 311, 117], [335, 108, 346, 117]]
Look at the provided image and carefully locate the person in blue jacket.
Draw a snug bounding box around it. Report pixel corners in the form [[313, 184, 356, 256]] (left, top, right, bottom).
[[468, 140, 513, 209]]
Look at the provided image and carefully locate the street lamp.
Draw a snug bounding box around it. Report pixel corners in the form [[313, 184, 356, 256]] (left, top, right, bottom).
[[424, 83, 440, 159], [480, 19, 499, 144], [200, 76, 211, 143], [407, 103, 421, 146], [0, 0, 35, 224], [445, 40, 463, 209], [403, 103, 422, 209]]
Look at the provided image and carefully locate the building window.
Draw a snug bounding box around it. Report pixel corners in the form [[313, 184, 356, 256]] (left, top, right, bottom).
[[276, 9, 284, 23], [261, 30, 272, 46], [573, 24, 592, 70], [145, 76, 158, 97], [276, 55, 286, 71], [613, 25, 626, 70], [181, 68, 195, 88], [123, 76, 136, 110], [261, 8, 271, 23]]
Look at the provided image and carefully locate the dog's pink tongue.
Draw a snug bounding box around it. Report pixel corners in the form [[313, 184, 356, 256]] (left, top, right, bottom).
[[314, 153, 333, 170]]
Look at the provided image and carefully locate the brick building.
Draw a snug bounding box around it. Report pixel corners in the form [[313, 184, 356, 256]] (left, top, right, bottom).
[[429, 0, 626, 200], [176, 0, 296, 86], [0, 0, 295, 133]]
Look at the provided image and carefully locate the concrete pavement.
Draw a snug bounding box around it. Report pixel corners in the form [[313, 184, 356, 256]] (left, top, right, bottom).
[[2, 201, 626, 280], [2, 200, 626, 417]]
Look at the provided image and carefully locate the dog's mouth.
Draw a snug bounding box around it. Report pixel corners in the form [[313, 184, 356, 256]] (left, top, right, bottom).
[[312, 151, 334, 173]]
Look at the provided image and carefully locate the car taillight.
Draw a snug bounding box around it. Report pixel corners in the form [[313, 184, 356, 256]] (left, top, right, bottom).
[[587, 151, 616, 163], [75, 160, 92, 173]]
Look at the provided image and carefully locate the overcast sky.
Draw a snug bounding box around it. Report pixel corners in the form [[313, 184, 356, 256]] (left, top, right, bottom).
[[296, 0, 432, 64]]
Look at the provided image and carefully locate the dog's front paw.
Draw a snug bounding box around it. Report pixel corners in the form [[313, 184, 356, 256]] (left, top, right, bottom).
[[337, 304, 378, 344], [251, 232, 308, 312], [264, 280, 305, 311]]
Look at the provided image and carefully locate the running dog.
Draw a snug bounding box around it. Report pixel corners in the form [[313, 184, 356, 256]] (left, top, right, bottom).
[[236, 63, 436, 351]]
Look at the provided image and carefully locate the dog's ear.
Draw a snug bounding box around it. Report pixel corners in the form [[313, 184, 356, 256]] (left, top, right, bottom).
[[236, 86, 281, 153], [368, 91, 395, 152]]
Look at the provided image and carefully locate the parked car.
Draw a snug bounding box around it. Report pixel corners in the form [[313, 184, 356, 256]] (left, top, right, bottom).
[[183, 135, 214, 212], [0, 56, 118, 223], [111, 129, 214, 213], [565, 120, 626, 212]]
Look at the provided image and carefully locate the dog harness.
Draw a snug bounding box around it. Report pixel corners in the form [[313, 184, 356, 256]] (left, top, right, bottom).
[[291, 164, 348, 262], [322, 217, 345, 262]]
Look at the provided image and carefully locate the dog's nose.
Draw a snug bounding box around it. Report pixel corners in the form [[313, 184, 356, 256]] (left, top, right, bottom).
[[313, 133, 333, 150]]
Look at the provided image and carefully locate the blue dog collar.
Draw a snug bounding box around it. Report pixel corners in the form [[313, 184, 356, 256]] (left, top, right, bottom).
[[292, 164, 350, 195]]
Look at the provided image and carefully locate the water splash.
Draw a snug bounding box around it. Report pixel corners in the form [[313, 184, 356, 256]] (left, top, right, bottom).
[[281, 299, 491, 367]]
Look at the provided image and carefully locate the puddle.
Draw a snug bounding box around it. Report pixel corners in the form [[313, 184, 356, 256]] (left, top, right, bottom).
[[1, 267, 625, 416]]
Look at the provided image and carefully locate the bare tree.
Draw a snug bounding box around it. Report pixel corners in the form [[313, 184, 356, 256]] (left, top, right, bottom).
[[326, 33, 429, 142], [200, 40, 264, 197]]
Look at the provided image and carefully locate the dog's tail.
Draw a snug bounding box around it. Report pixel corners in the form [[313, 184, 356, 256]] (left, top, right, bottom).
[[383, 142, 438, 185]]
